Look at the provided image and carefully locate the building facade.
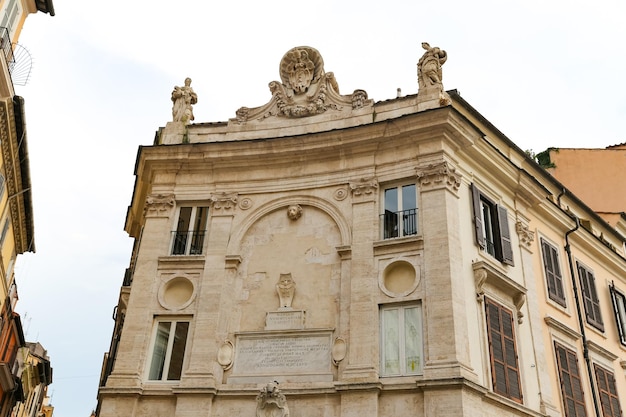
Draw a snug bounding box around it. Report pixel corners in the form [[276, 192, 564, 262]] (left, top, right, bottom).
[[0, 1, 54, 416], [97, 45, 625, 417]]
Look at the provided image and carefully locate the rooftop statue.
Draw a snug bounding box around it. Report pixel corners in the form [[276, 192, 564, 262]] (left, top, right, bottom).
[[171, 77, 197, 124], [234, 46, 372, 123], [417, 42, 450, 107]]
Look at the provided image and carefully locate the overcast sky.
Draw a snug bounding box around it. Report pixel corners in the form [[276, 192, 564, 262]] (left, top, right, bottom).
[[10, 1, 626, 416]]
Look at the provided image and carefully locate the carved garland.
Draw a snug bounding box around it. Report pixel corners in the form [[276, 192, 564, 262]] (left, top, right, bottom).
[[416, 161, 461, 193], [144, 194, 175, 217]]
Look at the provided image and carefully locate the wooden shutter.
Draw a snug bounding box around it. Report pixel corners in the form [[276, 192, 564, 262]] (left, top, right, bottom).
[[541, 239, 566, 306], [554, 343, 587, 417], [609, 285, 626, 345], [577, 263, 604, 331], [594, 365, 623, 417], [471, 183, 486, 250], [496, 205, 514, 266], [485, 298, 522, 403]]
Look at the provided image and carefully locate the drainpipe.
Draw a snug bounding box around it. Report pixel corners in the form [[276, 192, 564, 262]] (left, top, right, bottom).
[[564, 217, 601, 417]]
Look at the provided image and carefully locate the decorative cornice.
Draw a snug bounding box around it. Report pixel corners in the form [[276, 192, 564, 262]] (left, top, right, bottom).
[[416, 161, 461, 194], [144, 193, 175, 218], [543, 316, 581, 340]]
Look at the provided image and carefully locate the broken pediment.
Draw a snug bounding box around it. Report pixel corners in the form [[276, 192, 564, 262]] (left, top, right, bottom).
[[232, 46, 373, 124]]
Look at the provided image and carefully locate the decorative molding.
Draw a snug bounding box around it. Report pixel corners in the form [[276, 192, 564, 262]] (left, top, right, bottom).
[[587, 340, 619, 362], [336, 245, 352, 260], [544, 316, 581, 340], [515, 221, 535, 247], [349, 177, 378, 198], [144, 193, 175, 217], [238, 197, 253, 210], [472, 260, 527, 323], [224, 255, 242, 270], [333, 187, 348, 201], [416, 161, 461, 194], [232, 46, 372, 123], [210, 192, 238, 213]]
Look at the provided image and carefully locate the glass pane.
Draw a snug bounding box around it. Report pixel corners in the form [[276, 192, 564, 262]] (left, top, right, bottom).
[[148, 322, 171, 380], [383, 309, 400, 375], [177, 208, 192, 233], [167, 322, 189, 380], [404, 307, 421, 374], [384, 188, 398, 213], [402, 185, 417, 210]]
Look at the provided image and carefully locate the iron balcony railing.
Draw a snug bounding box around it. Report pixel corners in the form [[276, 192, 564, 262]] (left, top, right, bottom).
[[171, 230, 205, 255], [0, 27, 14, 68], [381, 208, 418, 239]]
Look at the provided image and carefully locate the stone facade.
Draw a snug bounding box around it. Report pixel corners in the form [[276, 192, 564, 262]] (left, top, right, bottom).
[[97, 46, 626, 417]]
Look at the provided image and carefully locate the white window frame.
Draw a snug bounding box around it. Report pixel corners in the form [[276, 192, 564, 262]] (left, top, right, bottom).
[[381, 183, 418, 239], [171, 206, 209, 255], [380, 303, 423, 376], [146, 318, 190, 382]]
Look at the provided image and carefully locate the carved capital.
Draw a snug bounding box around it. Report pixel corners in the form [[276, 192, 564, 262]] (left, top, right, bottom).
[[416, 161, 461, 193], [210, 192, 238, 213], [515, 221, 535, 248], [349, 177, 378, 198], [144, 193, 175, 217]]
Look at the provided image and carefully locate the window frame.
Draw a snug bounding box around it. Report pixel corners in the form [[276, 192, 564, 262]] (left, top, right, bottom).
[[379, 303, 423, 376], [576, 262, 604, 332], [540, 238, 567, 307], [554, 342, 587, 417], [381, 183, 418, 239], [609, 283, 626, 346], [484, 297, 523, 403], [146, 318, 190, 382], [593, 364, 623, 417], [471, 184, 514, 266], [171, 206, 209, 255]]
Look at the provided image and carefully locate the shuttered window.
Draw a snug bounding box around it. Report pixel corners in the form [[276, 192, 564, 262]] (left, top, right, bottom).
[[471, 184, 514, 266], [554, 342, 587, 417], [594, 365, 622, 417], [485, 298, 522, 403], [541, 238, 566, 307], [609, 284, 626, 346], [577, 263, 604, 331]]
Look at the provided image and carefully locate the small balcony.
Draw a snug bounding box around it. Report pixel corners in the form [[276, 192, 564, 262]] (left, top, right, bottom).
[[381, 208, 418, 239], [170, 230, 205, 255]]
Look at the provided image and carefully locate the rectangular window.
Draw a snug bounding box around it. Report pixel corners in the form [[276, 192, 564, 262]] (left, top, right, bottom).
[[577, 263, 603, 331], [554, 342, 587, 417], [541, 238, 566, 307], [471, 184, 514, 265], [609, 284, 626, 346], [485, 297, 522, 402], [171, 206, 209, 255], [381, 184, 417, 239], [147, 320, 190, 381], [0, 218, 9, 248], [594, 364, 623, 417], [380, 304, 423, 376]]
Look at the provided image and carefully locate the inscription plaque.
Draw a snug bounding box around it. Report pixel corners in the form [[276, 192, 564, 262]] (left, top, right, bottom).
[[229, 330, 333, 383], [265, 310, 305, 330]]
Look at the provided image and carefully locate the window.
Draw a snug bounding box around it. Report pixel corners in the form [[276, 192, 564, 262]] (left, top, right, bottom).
[[554, 342, 587, 417], [471, 184, 513, 265], [380, 304, 423, 376], [609, 284, 626, 346], [594, 364, 622, 417], [485, 297, 522, 402], [381, 184, 417, 239], [0, 174, 5, 200], [147, 319, 190, 381], [0, 218, 9, 248], [541, 238, 566, 307], [171, 206, 209, 255], [577, 263, 603, 331]]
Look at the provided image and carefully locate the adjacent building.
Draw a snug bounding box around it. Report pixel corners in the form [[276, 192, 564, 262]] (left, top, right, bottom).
[[97, 44, 625, 417], [0, 1, 54, 416]]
